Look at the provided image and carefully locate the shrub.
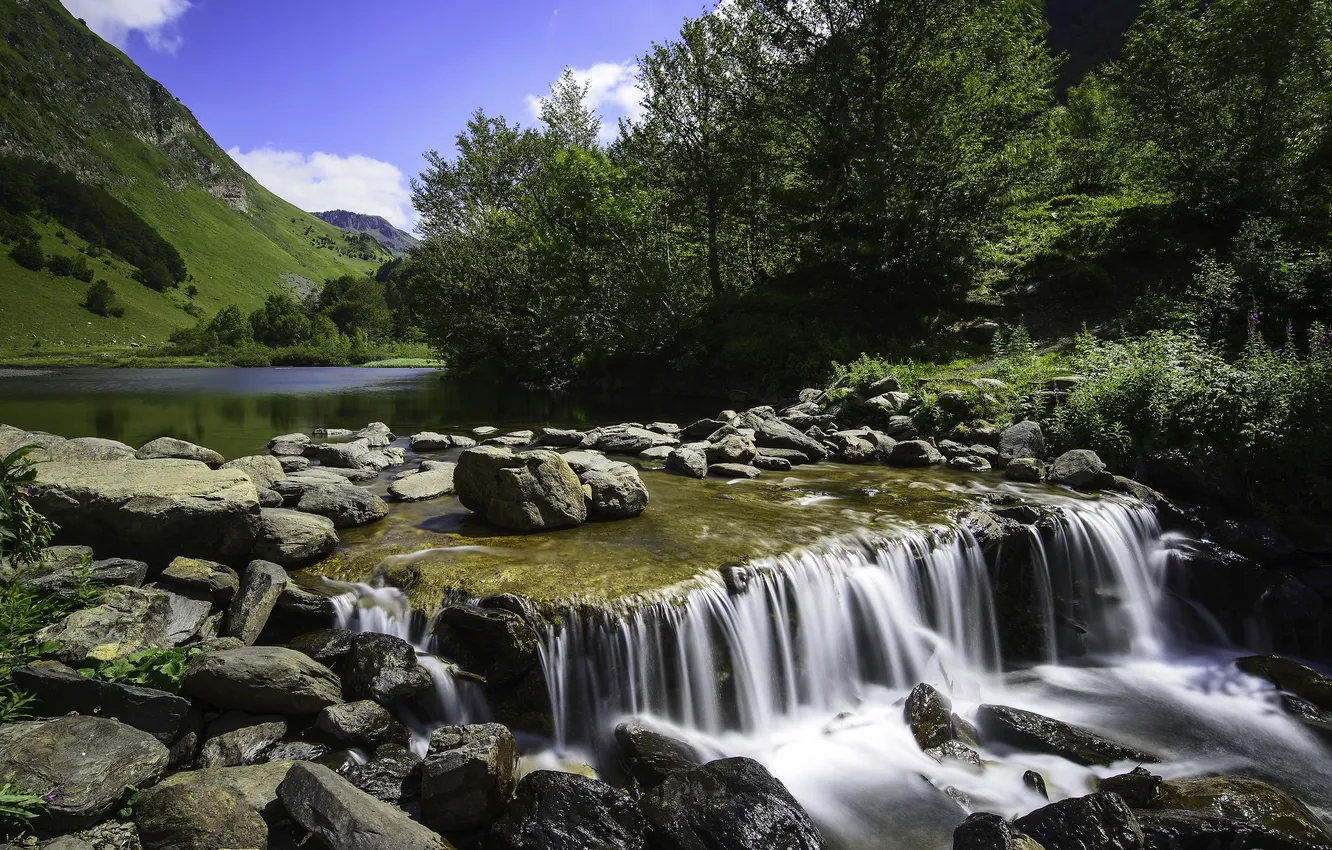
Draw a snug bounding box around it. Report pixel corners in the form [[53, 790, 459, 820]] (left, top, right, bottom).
[[45, 253, 74, 277], [82, 280, 125, 318], [8, 240, 43, 271], [0, 446, 56, 565]]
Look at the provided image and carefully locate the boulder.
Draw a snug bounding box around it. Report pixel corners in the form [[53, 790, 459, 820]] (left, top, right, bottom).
[[951, 455, 993, 472], [638, 445, 675, 461], [760, 447, 812, 466], [867, 375, 901, 395], [998, 421, 1045, 467], [296, 484, 388, 528], [184, 646, 344, 715], [707, 434, 758, 465], [1014, 792, 1142, 850], [753, 455, 793, 472], [356, 422, 395, 447], [273, 468, 354, 504], [1135, 809, 1325, 850], [410, 432, 476, 451], [271, 433, 310, 447], [35, 585, 175, 664], [226, 560, 289, 645], [1006, 458, 1046, 483], [640, 757, 826, 850], [751, 418, 829, 462], [583, 462, 650, 519], [1048, 450, 1112, 490], [270, 441, 309, 458], [287, 628, 354, 669], [905, 683, 952, 751], [536, 428, 584, 447], [136, 437, 225, 468], [1150, 776, 1332, 848], [490, 771, 647, 850], [278, 761, 449, 850], [315, 700, 410, 749], [1098, 767, 1161, 808], [251, 508, 338, 567], [420, 723, 520, 835], [44, 437, 136, 462], [977, 705, 1157, 766], [433, 605, 540, 690], [665, 447, 707, 479], [11, 661, 190, 744], [559, 450, 612, 475], [343, 632, 432, 704], [615, 720, 702, 790], [306, 438, 373, 469], [389, 464, 456, 501], [888, 440, 946, 467], [454, 446, 587, 531], [585, 425, 678, 454], [343, 744, 423, 813], [30, 459, 259, 566], [0, 716, 168, 831], [136, 764, 283, 850], [1237, 655, 1332, 713], [198, 711, 287, 768], [15, 548, 147, 598], [829, 431, 877, 464], [682, 418, 730, 440], [953, 812, 1045, 850], [1142, 447, 1243, 509], [221, 455, 285, 491], [154, 585, 213, 645], [708, 463, 761, 480]]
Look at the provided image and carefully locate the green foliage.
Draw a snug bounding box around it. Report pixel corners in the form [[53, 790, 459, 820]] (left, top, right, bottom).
[[249, 293, 312, 347], [82, 280, 125, 318], [0, 777, 46, 837], [0, 446, 56, 564], [319, 275, 392, 343], [8, 239, 43, 271], [77, 646, 201, 694]]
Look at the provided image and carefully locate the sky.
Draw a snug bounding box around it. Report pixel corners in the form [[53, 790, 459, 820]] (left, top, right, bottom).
[[59, 0, 715, 231]]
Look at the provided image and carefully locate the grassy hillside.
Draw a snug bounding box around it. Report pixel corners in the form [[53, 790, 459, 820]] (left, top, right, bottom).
[[0, 0, 389, 353]]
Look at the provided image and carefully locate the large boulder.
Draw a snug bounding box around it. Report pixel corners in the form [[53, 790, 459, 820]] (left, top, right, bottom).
[[1048, 450, 1112, 490], [1149, 776, 1332, 849], [454, 446, 587, 531], [639, 757, 826, 850], [136, 437, 225, 468], [198, 711, 287, 768], [278, 761, 449, 850], [343, 632, 432, 704], [30, 459, 259, 565], [751, 418, 829, 463], [389, 464, 457, 501], [296, 484, 388, 528], [305, 438, 373, 469], [35, 585, 176, 664], [664, 447, 707, 479], [977, 705, 1156, 767], [905, 683, 953, 751], [43, 437, 137, 462], [615, 720, 702, 790], [420, 723, 520, 835], [11, 661, 190, 744], [953, 812, 1046, 850], [490, 770, 647, 850], [707, 434, 759, 466], [998, 421, 1045, 468], [343, 744, 423, 814], [582, 462, 650, 519], [251, 508, 338, 567], [226, 560, 289, 645], [221, 454, 285, 490], [184, 646, 344, 715], [136, 762, 295, 850], [1014, 792, 1143, 850], [0, 716, 168, 831]]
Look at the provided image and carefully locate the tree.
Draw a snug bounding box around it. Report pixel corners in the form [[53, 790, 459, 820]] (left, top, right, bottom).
[[46, 253, 74, 277], [71, 255, 93, 283], [540, 69, 602, 150], [9, 240, 43, 271], [135, 260, 175, 292], [249, 294, 312, 347], [207, 305, 252, 349], [82, 280, 125, 318], [319, 275, 392, 342]]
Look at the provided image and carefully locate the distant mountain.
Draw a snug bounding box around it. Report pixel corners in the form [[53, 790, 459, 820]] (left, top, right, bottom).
[[314, 210, 418, 257], [1046, 0, 1146, 92], [0, 0, 388, 350]]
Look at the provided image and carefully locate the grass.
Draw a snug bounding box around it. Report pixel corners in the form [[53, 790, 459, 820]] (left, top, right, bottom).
[[359, 357, 445, 368]]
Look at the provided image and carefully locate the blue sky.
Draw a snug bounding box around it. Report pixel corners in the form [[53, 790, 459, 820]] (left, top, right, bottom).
[[60, 0, 714, 230]]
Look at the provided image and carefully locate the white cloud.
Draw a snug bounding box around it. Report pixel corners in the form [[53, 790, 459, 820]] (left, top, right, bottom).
[[526, 61, 644, 142], [227, 148, 416, 231], [61, 0, 192, 53]]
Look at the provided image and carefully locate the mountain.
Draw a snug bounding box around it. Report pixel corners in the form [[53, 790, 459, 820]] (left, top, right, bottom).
[[0, 0, 390, 352], [314, 210, 419, 257]]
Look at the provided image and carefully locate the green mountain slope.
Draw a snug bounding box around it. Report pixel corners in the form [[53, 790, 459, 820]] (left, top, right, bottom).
[[0, 0, 389, 352]]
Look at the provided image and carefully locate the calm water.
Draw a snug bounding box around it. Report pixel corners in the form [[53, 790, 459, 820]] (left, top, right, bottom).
[[0, 367, 718, 458]]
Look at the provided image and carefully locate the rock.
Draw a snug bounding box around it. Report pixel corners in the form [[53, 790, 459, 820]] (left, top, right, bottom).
[[707, 434, 758, 465], [709, 463, 761, 479], [161, 556, 239, 603], [30, 459, 259, 566], [251, 508, 338, 567], [198, 711, 287, 768], [278, 455, 309, 473], [16, 549, 147, 598], [11, 661, 190, 744], [905, 683, 953, 751], [305, 438, 374, 469], [665, 447, 707, 479], [615, 720, 702, 790], [485, 435, 532, 448], [136, 766, 276, 850], [1214, 519, 1299, 564], [473, 426, 499, 437], [420, 723, 520, 835], [888, 440, 946, 467], [490, 770, 647, 850], [1014, 792, 1142, 850], [926, 740, 982, 768], [882, 415, 919, 440], [1048, 450, 1112, 490], [584, 425, 679, 455], [273, 468, 352, 503], [296, 484, 388, 528], [389, 464, 457, 501], [1006, 458, 1046, 483], [343, 632, 432, 704], [266, 740, 334, 762], [1142, 447, 1243, 509], [682, 418, 730, 440], [410, 432, 476, 451], [343, 744, 422, 812], [271, 433, 311, 447], [226, 560, 288, 645], [953, 812, 1045, 850], [316, 701, 410, 749], [270, 441, 308, 458], [559, 450, 612, 475], [536, 428, 584, 447], [760, 447, 812, 466], [0, 716, 168, 831], [1024, 771, 1049, 800], [798, 388, 824, 404], [278, 583, 336, 619], [433, 605, 540, 690], [44, 437, 136, 462], [640, 757, 825, 850], [454, 446, 587, 531], [951, 455, 993, 472], [638, 445, 675, 462], [35, 585, 175, 664], [977, 705, 1157, 766], [184, 646, 343, 715], [1098, 767, 1161, 808], [753, 455, 793, 472], [867, 392, 913, 416], [279, 761, 448, 850], [828, 431, 877, 464], [1237, 655, 1332, 712], [998, 421, 1045, 467], [1151, 775, 1332, 848], [42, 836, 98, 850], [583, 462, 649, 519], [356, 422, 395, 447], [1135, 809, 1325, 850], [136, 436, 225, 468], [287, 628, 354, 668], [221, 455, 285, 491], [154, 585, 213, 644], [751, 418, 829, 462]]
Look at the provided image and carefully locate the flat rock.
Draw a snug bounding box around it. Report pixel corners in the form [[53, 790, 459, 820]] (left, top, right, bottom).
[[278, 761, 449, 850], [410, 432, 476, 451], [184, 646, 344, 715], [221, 455, 285, 490], [11, 660, 190, 744], [35, 585, 176, 664], [15, 548, 147, 598], [297, 483, 388, 528], [389, 464, 457, 501], [537, 428, 585, 447], [135, 436, 225, 468], [977, 704, 1157, 766], [251, 508, 338, 567], [708, 463, 760, 479]]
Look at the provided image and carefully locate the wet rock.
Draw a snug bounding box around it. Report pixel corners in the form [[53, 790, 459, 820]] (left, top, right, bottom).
[[751, 418, 829, 462], [951, 455, 993, 472], [1237, 655, 1332, 713], [615, 720, 702, 790], [251, 508, 338, 567], [389, 464, 456, 501], [343, 632, 432, 704], [977, 705, 1157, 766], [889, 440, 946, 467], [136, 436, 225, 468], [584, 425, 679, 455], [1150, 776, 1332, 849], [1135, 809, 1321, 850], [315, 700, 410, 749], [1015, 792, 1142, 850], [296, 484, 388, 528], [198, 711, 287, 768], [277, 582, 335, 619], [1024, 770, 1049, 800], [906, 683, 954, 750], [221, 454, 285, 491], [0, 716, 168, 832], [287, 628, 354, 669], [279, 761, 448, 850], [1006, 458, 1046, 483], [754, 455, 793, 472], [708, 463, 761, 479], [473, 426, 499, 437], [410, 432, 476, 451], [583, 462, 650, 519], [1099, 767, 1161, 808], [998, 421, 1045, 468], [953, 713, 981, 747], [266, 740, 334, 762], [640, 757, 826, 850], [420, 723, 520, 835], [455, 446, 587, 531], [226, 559, 288, 645], [1214, 519, 1299, 565], [343, 744, 422, 813], [434, 605, 540, 690], [490, 770, 647, 850], [925, 740, 982, 768], [11, 661, 190, 744], [537, 428, 585, 447], [161, 556, 239, 603], [184, 646, 344, 715], [953, 812, 1045, 850], [1048, 450, 1112, 490], [665, 447, 707, 479], [35, 585, 175, 664]]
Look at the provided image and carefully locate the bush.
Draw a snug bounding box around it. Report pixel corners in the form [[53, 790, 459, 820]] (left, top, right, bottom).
[[82, 280, 125, 318], [0, 446, 56, 565], [45, 254, 74, 276], [8, 240, 43, 271]]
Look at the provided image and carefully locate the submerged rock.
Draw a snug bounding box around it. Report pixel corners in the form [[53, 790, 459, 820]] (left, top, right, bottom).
[[455, 446, 587, 531], [976, 704, 1157, 766], [279, 761, 448, 850], [490, 770, 647, 850], [1014, 791, 1142, 850]]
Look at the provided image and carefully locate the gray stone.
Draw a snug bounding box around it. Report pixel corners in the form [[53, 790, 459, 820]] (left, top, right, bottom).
[[198, 711, 287, 768], [278, 761, 448, 850], [665, 447, 707, 479], [638, 445, 675, 461], [15, 549, 147, 598], [951, 455, 993, 472], [296, 484, 388, 528], [751, 418, 829, 462], [356, 422, 395, 448], [343, 632, 431, 705], [314, 428, 357, 439], [998, 421, 1045, 467], [708, 463, 761, 479], [867, 375, 901, 395], [559, 450, 612, 475], [753, 455, 793, 472], [537, 428, 585, 447], [583, 462, 649, 519], [343, 744, 422, 813], [707, 434, 758, 465], [271, 433, 310, 447], [829, 431, 877, 463], [278, 584, 336, 619], [257, 487, 283, 507], [155, 585, 213, 645], [44, 437, 136, 462], [421, 723, 520, 835], [251, 508, 338, 567], [388, 464, 456, 501], [1006, 457, 1046, 483], [305, 438, 372, 469], [455, 446, 587, 531], [278, 455, 309, 472], [1048, 450, 1111, 490], [35, 585, 175, 664], [135, 437, 225, 468], [410, 432, 476, 451], [888, 440, 946, 467], [221, 455, 285, 491], [681, 418, 729, 440], [269, 441, 308, 458], [759, 447, 812, 466], [160, 556, 239, 603], [584, 425, 679, 455], [10, 661, 190, 744], [184, 646, 344, 715], [226, 560, 289, 645], [315, 701, 409, 749]]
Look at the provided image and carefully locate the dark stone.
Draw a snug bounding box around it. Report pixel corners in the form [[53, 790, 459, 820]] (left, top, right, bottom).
[[434, 605, 540, 690], [1099, 767, 1162, 808], [184, 646, 344, 715], [1048, 450, 1113, 490], [614, 719, 702, 790], [343, 632, 432, 705], [287, 628, 354, 668], [1136, 809, 1327, 850], [682, 418, 729, 440], [343, 744, 422, 814], [639, 757, 826, 850], [136, 778, 269, 850], [1237, 655, 1332, 713], [489, 770, 647, 850], [265, 740, 333, 762], [1143, 448, 1244, 509], [1024, 770, 1049, 800], [888, 440, 945, 467], [954, 812, 1044, 850], [998, 421, 1045, 467], [1149, 776, 1332, 849], [977, 704, 1157, 766], [1014, 791, 1144, 850], [315, 700, 410, 749], [226, 560, 288, 645], [751, 418, 829, 463], [198, 711, 287, 768], [277, 761, 448, 850], [11, 661, 190, 744], [420, 723, 520, 835], [905, 683, 953, 751]]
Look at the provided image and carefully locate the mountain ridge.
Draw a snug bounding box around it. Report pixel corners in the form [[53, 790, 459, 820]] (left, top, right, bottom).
[[314, 210, 418, 257]]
